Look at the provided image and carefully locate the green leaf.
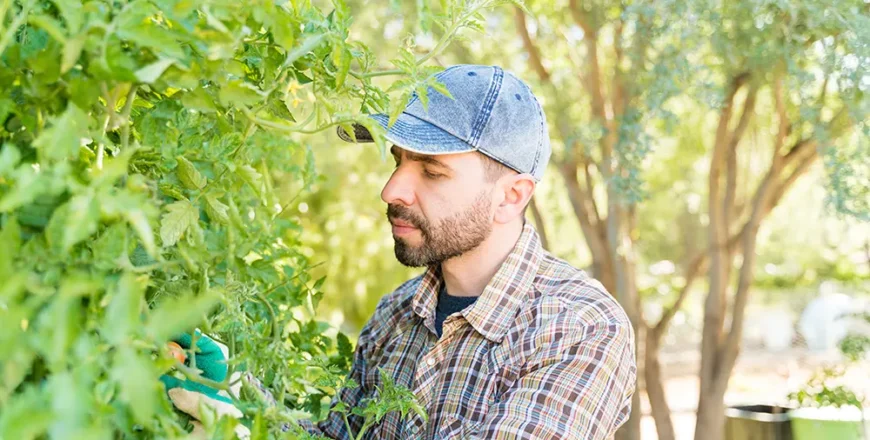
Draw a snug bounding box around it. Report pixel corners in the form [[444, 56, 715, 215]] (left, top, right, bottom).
[[205, 195, 230, 224], [42, 296, 82, 367], [32, 102, 88, 162], [135, 58, 175, 83], [283, 33, 327, 67], [61, 194, 100, 252], [124, 207, 158, 257], [0, 166, 44, 213], [0, 217, 21, 279], [100, 190, 158, 257], [428, 78, 454, 100], [52, 0, 84, 33], [0, 143, 22, 177], [160, 200, 199, 247], [145, 289, 221, 342], [113, 346, 159, 425], [336, 332, 353, 365], [388, 91, 412, 127], [116, 3, 184, 59], [416, 85, 429, 112], [0, 386, 52, 440], [48, 372, 90, 437], [332, 45, 351, 89], [61, 34, 85, 73], [181, 87, 218, 113], [159, 183, 187, 200], [28, 14, 67, 43], [176, 156, 207, 190], [102, 273, 146, 345], [218, 80, 264, 107], [236, 164, 265, 201]]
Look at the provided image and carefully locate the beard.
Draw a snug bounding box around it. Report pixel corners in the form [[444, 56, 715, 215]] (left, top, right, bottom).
[[387, 191, 493, 267]]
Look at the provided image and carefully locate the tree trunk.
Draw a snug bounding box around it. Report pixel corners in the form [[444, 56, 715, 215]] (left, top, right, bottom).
[[612, 205, 642, 440], [645, 328, 676, 440], [695, 393, 727, 440]]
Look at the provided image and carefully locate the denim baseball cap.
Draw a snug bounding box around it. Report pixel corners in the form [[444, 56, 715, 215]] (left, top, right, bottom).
[[337, 64, 551, 181]]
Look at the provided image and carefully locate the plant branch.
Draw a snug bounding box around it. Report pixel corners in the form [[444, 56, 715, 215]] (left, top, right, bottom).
[[120, 85, 138, 150], [174, 361, 230, 391]]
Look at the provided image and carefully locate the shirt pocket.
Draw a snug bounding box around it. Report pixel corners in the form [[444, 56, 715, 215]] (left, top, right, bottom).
[[486, 362, 521, 405], [435, 413, 483, 439], [485, 343, 522, 405]]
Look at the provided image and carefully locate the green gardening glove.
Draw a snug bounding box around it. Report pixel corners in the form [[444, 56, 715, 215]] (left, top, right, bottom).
[[159, 331, 231, 404], [160, 331, 250, 438]]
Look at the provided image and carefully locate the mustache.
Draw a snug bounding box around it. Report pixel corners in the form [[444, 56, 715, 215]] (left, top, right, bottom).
[[387, 204, 427, 229]]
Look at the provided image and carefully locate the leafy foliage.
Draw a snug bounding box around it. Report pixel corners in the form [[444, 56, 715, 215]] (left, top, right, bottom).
[[790, 313, 870, 411], [0, 0, 518, 438]]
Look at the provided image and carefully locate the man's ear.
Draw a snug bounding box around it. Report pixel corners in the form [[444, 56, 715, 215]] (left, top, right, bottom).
[[493, 174, 535, 224]]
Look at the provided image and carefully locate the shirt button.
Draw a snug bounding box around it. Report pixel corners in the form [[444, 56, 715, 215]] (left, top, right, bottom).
[[426, 357, 436, 367]]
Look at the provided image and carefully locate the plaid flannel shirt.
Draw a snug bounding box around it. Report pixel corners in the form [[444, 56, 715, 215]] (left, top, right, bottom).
[[298, 223, 636, 439]]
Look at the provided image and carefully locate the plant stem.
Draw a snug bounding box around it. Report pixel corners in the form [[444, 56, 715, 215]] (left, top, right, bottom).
[[120, 85, 138, 150], [355, 418, 373, 440], [188, 330, 200, 371], [174, 362, 230, 391], [255, 291, 282, 344], [97, 82, 117, 169], [351, 69, 404, 79], [342, 412, 354, 438]]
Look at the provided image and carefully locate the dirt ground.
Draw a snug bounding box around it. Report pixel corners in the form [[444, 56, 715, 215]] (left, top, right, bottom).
[[638, 347, 868, 439]]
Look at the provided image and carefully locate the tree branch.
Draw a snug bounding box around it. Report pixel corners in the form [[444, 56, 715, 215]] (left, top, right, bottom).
[[582, 159, 603, 227], [514, 7, 550, 82], [652, 251, 707, 336], [723, 83, 756, 249], [560, 162, 614, 288], [568, 0, 607, 124], [773, 74, 789, 158]]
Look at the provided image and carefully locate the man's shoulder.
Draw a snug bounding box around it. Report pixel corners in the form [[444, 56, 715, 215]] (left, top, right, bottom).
[[373, 275, 422, 314], [357, 274, 424, 343], [531, 251, 631, 328]]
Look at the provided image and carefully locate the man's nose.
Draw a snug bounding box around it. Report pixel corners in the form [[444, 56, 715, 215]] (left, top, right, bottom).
[[381, 169, 416, 207]]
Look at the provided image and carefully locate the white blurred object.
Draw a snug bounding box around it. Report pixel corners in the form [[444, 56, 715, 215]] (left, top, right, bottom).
[[798, 283, 856, 351], [761, 308, 794, 351]]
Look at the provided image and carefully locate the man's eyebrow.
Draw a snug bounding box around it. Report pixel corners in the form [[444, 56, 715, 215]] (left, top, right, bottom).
[[390, 146, 452, 170]]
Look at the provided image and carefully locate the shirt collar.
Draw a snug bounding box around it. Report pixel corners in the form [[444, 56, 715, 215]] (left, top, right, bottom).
[[411, 222, 543, 343]]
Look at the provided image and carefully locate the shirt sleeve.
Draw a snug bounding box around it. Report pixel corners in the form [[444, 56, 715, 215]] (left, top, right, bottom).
[[474, 318, 636, 440]]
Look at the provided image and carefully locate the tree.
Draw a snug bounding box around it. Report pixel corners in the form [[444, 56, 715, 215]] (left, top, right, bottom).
[[691, 1, 867, 438]]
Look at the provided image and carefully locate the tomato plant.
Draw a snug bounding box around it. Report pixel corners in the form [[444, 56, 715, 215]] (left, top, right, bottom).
[[0, 0, 519, 438]]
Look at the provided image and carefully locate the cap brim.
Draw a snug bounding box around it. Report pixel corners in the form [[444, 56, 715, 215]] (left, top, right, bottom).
[[336, 112, 475, 156]]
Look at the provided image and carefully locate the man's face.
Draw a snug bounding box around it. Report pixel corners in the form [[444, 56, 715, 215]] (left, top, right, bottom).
[[381, 145, 495, 267]]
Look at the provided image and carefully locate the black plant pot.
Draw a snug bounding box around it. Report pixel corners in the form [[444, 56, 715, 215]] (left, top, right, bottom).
[[725, 404, 794, 440]]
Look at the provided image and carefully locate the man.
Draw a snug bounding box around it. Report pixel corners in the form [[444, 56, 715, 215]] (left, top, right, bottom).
[[308, 64, 635, 439], [171, 65, 636, 439]]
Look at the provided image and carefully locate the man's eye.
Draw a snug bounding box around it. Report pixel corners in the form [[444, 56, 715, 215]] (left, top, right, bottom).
[[423, 169, 443, 179]]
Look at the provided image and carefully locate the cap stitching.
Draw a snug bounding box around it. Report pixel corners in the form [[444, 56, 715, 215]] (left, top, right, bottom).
[[468, 66, 504, 147], [529, 83, 545, 180]]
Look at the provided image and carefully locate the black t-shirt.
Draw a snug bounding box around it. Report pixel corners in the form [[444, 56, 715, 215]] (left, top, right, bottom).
[[434, 284, 478, 338]]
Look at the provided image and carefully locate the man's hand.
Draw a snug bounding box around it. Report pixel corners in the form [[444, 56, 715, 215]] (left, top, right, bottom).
[[168, 387, 250, 439], [160, 331, 250, 439]]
